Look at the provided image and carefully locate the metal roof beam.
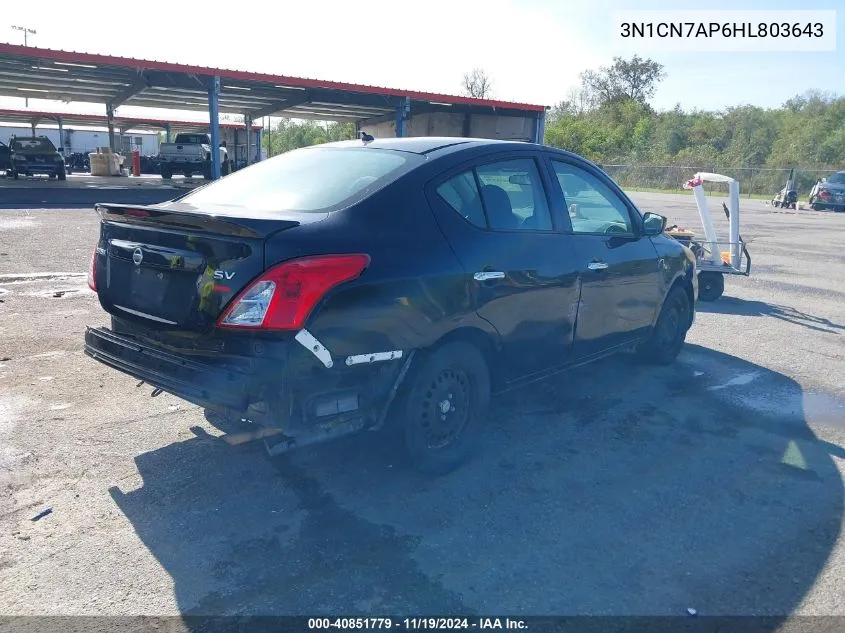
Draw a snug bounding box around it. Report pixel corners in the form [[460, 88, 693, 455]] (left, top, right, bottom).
[[0, 88, 116, 101], [248, 93, 311, 119], [290, 104, 395, 118], [282, 110, 363, 122], [110, 71, 149, 108]]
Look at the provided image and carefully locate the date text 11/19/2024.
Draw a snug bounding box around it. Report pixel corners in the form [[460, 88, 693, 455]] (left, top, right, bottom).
[[308, 618, 528, 630]]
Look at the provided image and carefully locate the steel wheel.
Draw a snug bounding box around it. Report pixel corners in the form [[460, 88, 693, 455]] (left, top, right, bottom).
[[418, 367, 472, 450], [399, 341, 490, 475]]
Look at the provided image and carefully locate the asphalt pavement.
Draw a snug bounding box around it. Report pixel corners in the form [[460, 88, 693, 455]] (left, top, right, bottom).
[[0, 193, 844, 624]]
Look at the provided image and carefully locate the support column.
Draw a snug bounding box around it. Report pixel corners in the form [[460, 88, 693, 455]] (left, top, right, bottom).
[[106, 102, 116, 152], [208, 76, 221, 180], [245, 115, 252, 166], [30, 123, 36, 137], [395, 96, 410, 137], [233, 128, 239, 165], [535, 110, 546, 145], [164, 123, 172, 144], [256, 128, 262, 161], [57, 117, 65, 155]]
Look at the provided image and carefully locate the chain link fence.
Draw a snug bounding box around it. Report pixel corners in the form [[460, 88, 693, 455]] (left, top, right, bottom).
[[601, 165, 841, 199]]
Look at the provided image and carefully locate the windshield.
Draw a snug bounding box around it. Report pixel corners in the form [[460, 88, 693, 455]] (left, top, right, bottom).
[[826, 172, 845, 185], [179, 146, 413, 212], [12, 138, 56, 152]]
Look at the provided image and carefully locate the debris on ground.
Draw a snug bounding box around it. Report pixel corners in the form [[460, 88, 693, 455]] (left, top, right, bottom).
[[31, 507, 53, 522], [687, 608, 698, 616], [53, 291, 66, 298], [0, 357, 10, 362]]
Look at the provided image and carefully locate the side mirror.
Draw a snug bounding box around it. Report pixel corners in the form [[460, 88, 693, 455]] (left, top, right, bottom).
[[820, 177, 827, 183], [642, 211, 667, 236]]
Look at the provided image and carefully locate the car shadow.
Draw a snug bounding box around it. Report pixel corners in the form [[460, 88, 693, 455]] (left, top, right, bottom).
[[697, 296, 845, 334], [108, 344, 844, 626]]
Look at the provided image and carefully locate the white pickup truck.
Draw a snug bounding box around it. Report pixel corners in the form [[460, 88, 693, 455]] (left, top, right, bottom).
[[158, 133, 230, 179]]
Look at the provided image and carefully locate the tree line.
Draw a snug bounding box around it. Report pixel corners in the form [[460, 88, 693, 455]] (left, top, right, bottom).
[[261, 58, 844, 193]]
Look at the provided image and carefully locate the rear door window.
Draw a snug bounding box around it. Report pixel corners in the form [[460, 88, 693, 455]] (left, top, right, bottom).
[[475, 159, 553, 231], [435, 172, 486, 228], [434, 157, 554, 232]]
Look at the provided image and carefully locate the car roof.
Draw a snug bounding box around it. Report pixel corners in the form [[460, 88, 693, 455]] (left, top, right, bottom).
[[318, 137, 541, 156]]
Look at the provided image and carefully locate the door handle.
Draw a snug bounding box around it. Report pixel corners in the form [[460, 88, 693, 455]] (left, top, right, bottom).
[[474, 271, 506, 281], [587, 262, 609, 271]]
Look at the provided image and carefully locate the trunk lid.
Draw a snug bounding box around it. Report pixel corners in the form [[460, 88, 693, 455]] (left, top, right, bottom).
[[94, 202, 327, 332]]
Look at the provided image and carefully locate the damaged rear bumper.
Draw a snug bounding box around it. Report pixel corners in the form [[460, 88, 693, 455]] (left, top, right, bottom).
[[83, 323, 411, 440], [84, 326, 250, 412]]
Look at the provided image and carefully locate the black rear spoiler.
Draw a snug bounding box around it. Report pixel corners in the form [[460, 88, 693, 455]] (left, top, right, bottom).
[[95, 203, 300, 240]]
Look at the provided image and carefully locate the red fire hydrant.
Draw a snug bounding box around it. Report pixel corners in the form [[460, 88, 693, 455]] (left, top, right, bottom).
[[131, 151, 141, 177]]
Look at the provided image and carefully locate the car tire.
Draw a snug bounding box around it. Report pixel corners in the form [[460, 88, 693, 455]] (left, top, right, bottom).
[[161, 168, 172, 180], [772, 200, 780, 208], [697, 271, 724, 302], [398, 341, 490, 475], [636, 285, 691, 366], [57, 168, 66, 181], [12, 170, 18, 180]]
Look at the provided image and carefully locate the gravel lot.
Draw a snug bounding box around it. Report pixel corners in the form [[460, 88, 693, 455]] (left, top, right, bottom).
[[1, 193, 844, 621]]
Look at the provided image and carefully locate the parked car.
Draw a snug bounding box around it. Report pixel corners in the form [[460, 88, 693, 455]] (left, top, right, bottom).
[[808, 171, 845, 211], [84, 137, 697, 474], [9, 135, 66, 180], [0, 140, 11, 174], [158, 133, 230, 179]]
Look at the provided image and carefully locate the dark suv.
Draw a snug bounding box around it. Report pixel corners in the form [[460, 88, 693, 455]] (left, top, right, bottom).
[[9, 135, 66, 180]]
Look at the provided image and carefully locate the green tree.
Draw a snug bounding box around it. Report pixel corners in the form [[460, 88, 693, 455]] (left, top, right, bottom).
[[264, 119, 356, 155], [579, 55, 665, 107]]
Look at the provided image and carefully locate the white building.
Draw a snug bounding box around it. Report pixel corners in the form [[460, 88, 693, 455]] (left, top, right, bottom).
[[0, 125, 160, 156]]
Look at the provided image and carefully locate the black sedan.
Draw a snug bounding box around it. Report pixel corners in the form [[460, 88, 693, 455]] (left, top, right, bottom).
[[84, 137, 697, 474]]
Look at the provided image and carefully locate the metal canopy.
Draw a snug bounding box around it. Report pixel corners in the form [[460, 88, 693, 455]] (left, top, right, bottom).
[[0, 108, 261, 133], [0, 43, 545, 122]]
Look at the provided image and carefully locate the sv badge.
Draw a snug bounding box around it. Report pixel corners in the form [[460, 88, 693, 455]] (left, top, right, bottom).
[[213, 270, 236, 280]]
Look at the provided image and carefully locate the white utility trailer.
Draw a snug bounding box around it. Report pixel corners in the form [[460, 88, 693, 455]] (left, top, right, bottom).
[[666, 173, 751, 301]]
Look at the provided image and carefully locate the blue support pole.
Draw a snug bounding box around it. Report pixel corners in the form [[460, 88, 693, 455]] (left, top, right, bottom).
[[208, 76, 221, 180], [535, 111, 546, 145], [256, 128, 262, 161], [395, 97, 410, 137], [164, 123, 172, 144]]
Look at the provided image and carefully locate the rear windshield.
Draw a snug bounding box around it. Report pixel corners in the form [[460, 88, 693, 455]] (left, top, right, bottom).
[[12, 138, 56, 152], [827, 172, 845, 185], [179, 146, 413, 212], [174, 135, 208, 145]]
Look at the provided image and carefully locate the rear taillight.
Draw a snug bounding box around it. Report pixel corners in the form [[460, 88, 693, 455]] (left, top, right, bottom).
[[87, 247, 98, 291], [819, 189, 832, 199], [217, 254, 370, 331]]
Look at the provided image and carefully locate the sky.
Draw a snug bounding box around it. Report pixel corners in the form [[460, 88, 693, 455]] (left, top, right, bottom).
[[1, 0, 843, 122]]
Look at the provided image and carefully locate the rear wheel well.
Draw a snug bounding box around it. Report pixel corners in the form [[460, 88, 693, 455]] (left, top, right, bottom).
[[425, 327, 500, 388]]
